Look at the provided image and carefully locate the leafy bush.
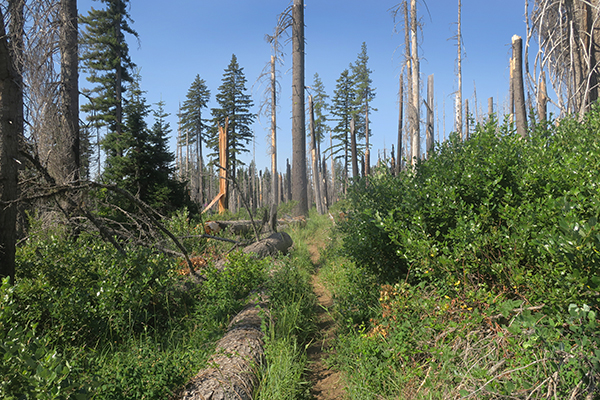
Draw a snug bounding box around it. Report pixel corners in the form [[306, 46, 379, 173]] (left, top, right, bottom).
[[339, 110, 600, 310], [15, 235, 199, 347], [0, 278, 92, 400]]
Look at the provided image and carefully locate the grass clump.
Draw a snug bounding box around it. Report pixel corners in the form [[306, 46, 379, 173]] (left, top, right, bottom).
[[255, 222, 319, 400]]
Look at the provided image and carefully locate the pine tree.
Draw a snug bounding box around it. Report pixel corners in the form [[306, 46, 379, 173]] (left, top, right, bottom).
[[330, 69, 357, 188], [80, 0, 138, 158], [351, 42, 376, 140], [351, 42, 376, 174], [102, 72, 183, 214], [209, 54, 256, 180], [180, 75, 210, 203], [311, 72, 330, 147]]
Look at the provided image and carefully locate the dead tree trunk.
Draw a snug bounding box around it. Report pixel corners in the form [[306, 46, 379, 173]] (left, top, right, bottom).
[[426, 74, 434, 157], [465, 99, 470, 140], [410, 0, 420, 163], [456, 0, 464, 139], [0, 7, 21, 284], [404, 1, 412, 162], [364, 96, 370, 176], [292, 0, 308, 216], [537, 70, 548, 122], [488, 97, 494, 119], [60, 0, 79, 183], [308, 95, 323, 214], [350, 117, 359, 178], [270, 55, 278, 208], [512, 35, 528, 139], [397, 73, 403, 175]]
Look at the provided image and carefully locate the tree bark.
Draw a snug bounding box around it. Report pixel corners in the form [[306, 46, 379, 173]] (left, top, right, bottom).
[[465, 98, 470, 140], [0, 5, 22, 284], [350, 117, 358, 178], [537, 70, 548, 122], [403, 2, 412, 162], [397, 73, 403, 175], [410, 0, 420, 163], [426, 74, 434, 157], [60, 0, 80, 183], [308, 95, 323, 214], [512, 35, 528, 139], [292, 0, 308, 216], [270, 55, 278, 208], [488, 97, 494, 119], [364, 97, 370, 176], [456, 0, 463, 138]]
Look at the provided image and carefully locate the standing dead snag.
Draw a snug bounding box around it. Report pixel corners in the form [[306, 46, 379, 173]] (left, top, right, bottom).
[[309, 95, 324, 215], [426, 74, 434, 157], [0, 7, 22, 284], [410, 0, 420, 163], [512, 35, 528, 139], [292, 0, 308, 216], [456, 0, 464, 139]]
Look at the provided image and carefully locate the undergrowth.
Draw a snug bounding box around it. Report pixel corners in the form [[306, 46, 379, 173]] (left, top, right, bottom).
[[324, 110, 600, 399], [2, 210, 269, 399], [255, 218, 319, 400]]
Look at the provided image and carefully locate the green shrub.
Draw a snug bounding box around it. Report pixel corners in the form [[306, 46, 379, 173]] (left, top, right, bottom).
[[339, 109, 600, 310]]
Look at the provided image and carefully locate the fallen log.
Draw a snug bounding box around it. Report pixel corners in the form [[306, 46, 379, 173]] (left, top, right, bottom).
[[242, 231, 293, 258], [174, 231, 293, 399], [213, 231, 293, 270], [176, 297, 268, 400]]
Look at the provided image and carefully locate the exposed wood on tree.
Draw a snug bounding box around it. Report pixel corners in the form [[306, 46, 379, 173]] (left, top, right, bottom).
[[488, 96, 494, 118], [537, 70, 548, 122], [512, 35, 528, 138], [219, 119, 229, 212]]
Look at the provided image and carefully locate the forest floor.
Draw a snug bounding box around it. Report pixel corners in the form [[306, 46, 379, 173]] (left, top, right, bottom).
[[306, 243, 344, 400]]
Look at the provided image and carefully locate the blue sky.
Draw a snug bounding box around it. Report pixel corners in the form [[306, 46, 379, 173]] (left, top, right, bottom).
[[78, 0, 531, 172]]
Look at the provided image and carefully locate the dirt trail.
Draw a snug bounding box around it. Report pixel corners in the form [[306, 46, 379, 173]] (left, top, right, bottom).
[[306, 244, 344, 400]]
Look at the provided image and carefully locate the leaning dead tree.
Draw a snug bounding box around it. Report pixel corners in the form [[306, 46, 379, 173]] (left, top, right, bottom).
[[529, 0, 600, 117]]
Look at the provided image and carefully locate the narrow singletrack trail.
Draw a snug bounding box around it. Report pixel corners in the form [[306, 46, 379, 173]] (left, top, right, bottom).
[[306, 244, 344, 400]]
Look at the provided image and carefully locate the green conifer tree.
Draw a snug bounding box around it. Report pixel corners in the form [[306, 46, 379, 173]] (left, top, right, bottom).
[[311, 72, 330, 146], [80, 0, 138, 159], [102, 72, 184, 214], [350, 42, 376, 140], [180, 75, 210, 203], [330, 69, 356, 183], [209, 54, 256, 180]]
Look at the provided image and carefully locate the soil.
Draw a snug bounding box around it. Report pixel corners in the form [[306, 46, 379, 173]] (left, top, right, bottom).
[[306, 243, 345, 400]]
